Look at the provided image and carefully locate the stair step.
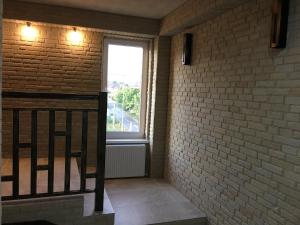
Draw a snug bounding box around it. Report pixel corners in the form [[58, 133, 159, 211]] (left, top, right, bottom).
[[2, 157, 115, 225], [4, 220, 56, 225]]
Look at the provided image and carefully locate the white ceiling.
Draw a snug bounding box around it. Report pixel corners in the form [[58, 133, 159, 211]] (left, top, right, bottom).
[[21, 0, 187, 19]]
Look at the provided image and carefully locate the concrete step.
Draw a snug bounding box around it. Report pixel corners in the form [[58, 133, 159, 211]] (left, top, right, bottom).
[[3, 193, 115, 225], [3, 221, 57, 225], [3, 195, 84, 224]]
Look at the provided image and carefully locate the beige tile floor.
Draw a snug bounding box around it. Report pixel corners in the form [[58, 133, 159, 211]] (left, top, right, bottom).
[[105, 178, 207, 225], [2, 159, 206, 225]]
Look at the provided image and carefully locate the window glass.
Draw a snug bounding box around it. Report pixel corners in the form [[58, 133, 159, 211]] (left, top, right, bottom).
[[106, 44, 144, 133]]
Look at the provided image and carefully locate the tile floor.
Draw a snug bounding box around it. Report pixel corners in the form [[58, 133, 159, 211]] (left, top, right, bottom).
[[2, 158, 206, 225], [105, 178, 207, 225]]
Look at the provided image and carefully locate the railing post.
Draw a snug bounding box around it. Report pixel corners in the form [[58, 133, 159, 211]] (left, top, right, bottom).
[[31, 110, 38, 195], [48, 110, 55, 193], [64, 110, 72, 193], [12, 110, 20, 197], [80, 111, 88, 191], [95, 92, 107, 211]]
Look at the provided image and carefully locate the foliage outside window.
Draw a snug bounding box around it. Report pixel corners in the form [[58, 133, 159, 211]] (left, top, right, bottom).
[[104, 40, 147, 138]]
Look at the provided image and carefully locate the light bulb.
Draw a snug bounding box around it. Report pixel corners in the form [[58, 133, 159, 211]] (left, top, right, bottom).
[[21, 22, 38, 41], [68, 27, 83, 45]]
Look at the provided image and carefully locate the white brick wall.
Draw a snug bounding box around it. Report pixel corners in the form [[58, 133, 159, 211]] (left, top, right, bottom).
[[165, 0, 300, 224]]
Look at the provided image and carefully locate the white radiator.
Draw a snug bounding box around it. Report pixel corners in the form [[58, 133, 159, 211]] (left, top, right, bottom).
[[105, 144, 146, 178]]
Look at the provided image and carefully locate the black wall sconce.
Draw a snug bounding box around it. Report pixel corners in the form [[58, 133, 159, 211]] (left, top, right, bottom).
[[270, 0, 290, 48], [182, 33, 193, 65]]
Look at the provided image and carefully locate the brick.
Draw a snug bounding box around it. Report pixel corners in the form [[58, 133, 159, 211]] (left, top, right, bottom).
[[291, 105, 300, 113], [282, 145, 298, 156], [284, 55, 300, 64], [286, 97, 300, 105], [284, 171, 300, 183]]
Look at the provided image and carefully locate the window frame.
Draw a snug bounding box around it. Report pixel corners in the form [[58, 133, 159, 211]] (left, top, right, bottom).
[[102, 37, 149, 139]]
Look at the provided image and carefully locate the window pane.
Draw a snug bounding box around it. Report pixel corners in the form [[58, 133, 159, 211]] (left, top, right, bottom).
[[107, 44, 143, 132]]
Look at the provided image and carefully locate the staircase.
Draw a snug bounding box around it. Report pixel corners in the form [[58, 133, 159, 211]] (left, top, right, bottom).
[[2, 157, 115, 225]]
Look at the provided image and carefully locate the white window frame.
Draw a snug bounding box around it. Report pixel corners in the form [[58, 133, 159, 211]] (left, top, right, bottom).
[[102, 37, 149, 139]]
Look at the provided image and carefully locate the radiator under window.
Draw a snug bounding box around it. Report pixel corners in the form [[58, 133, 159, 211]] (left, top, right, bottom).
[[105, 144, 146, 178]]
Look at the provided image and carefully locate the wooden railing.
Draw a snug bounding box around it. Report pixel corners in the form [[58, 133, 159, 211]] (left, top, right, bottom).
[[1, 91, 107, 212]]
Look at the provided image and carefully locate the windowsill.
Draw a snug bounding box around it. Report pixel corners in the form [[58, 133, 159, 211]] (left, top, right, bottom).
[[106, 139, 149, 145]]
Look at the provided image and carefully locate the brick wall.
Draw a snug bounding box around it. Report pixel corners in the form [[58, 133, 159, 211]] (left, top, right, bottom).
[[3, 20, 102, 93], [2, 20, 102, 163], [149, 36, 171, 177], [165, 0, 300, 225]]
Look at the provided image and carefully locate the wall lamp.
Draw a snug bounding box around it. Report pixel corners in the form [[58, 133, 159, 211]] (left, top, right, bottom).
[[21, 22, 38, 41], [20, 22, 83, 45], [68, 27, 83, 45]]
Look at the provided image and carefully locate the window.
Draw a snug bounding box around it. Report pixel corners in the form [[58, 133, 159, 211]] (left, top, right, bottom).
[[103, 38, 148, 139]]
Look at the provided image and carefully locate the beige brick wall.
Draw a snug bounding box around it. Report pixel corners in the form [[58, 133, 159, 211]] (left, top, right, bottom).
[[165, 0, 300, 225], [2, 20, 102, 162], [149, 36, 171, 177], [3, 20, 102, 93]]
